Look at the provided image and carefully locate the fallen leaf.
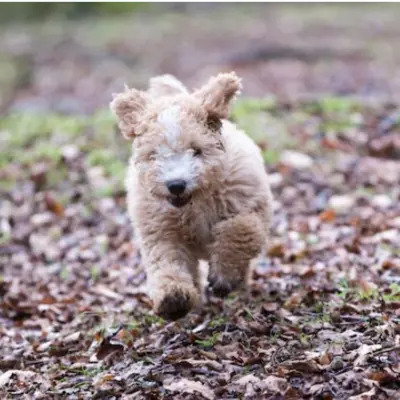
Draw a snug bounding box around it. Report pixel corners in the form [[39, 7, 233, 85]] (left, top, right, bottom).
[[0, 370, 37, 388], [319, 209, 336, 223], [44, 192, 64, 216], [235, 374, 261, 386], [318, 352, 332, 366], [353, 344, 382, 366], [281, 359, 322, 373], [262, 375, 288, 393], [96, 328, 125, 360], [268, 243, 285, 258], [164, 378, 215, 400], [328, 195, 355, 213]]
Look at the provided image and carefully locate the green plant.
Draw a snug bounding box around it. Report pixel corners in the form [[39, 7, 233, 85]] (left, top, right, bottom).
[[357, 287, 378, 302], [195, 333, 219, 348], [383, 283, 400, 302], [337, 278, 350, 300], [209, 316, 227, 328]]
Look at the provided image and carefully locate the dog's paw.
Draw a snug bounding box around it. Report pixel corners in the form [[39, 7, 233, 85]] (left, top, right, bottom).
[[154, 289, 194, 321], [208, 274, 241, 298]]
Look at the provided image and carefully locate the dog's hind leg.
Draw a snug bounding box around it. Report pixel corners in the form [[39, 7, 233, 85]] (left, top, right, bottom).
[[143, 243, 200, 320], [208, 213, 266, 297]]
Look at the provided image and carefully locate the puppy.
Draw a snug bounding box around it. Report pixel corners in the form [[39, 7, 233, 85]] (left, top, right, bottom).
[[111, 72, 272, 320]]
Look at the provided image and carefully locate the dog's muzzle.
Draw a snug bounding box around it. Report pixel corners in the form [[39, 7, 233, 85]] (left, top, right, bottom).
[[166, 179, 191, 207], [168, 195, 191, 208]]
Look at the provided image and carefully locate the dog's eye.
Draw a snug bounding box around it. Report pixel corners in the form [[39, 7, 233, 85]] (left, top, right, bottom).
[[193, 148, 202, 157]]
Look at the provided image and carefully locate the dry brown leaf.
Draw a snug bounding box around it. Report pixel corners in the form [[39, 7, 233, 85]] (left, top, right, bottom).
[[94, 374, 116, 387], [268, 243, 285, 258], [318, 352, 332, 365], [0, 370, 37, 388], [262, 375, 288, 393], [319, 209, 336, 223], [349, 387, 377, 400], [164, 378, 215, 400], [44, 192, 64, 216], [352, 344, 382, 366], [284, 292, 304, 310], [281, 359, 322, 373], [63, 331, 81, 344], [96, 328, 125, 360], [235, 374, 261, 386]]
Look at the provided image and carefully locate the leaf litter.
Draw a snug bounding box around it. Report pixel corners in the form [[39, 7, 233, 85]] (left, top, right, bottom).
[[1, 96, 399, 399]]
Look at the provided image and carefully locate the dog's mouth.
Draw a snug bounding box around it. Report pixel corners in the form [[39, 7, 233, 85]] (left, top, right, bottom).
[[167, 195, 192, 208]]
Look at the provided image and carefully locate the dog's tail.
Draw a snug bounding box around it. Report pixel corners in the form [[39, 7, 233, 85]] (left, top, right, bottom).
[[148, 74, 188, 98]]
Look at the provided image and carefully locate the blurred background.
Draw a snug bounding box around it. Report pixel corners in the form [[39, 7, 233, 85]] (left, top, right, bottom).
[[1, 2, 400, 114]]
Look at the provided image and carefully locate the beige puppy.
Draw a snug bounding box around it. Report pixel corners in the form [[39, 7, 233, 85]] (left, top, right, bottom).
[[110, 72, 272, 320]]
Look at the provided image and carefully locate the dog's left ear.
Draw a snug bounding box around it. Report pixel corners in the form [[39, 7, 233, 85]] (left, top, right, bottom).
[[110, 85, 148, 139], [195, 72, 242, 119]]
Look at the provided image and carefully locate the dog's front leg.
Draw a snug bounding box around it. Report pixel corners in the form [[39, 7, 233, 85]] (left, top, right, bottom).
[[143, 243, 200, 320], [208, 213, 266, 297]]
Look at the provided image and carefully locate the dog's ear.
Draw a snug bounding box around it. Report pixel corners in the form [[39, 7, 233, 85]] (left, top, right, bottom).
[[195, 72, 242, 119], [110, 85, 148, 139], [148, 74, 188, 98]]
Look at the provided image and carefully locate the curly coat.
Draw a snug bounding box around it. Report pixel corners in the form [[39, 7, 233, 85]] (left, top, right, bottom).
[[110, 72, 273, 320]]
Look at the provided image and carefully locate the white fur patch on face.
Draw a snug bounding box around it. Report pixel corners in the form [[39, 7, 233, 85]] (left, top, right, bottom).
[[158, 152, 200, 189], [157, 105, 181, 146]]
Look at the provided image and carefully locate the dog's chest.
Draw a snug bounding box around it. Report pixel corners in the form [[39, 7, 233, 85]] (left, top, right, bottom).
[[180, 203, 218, 250]]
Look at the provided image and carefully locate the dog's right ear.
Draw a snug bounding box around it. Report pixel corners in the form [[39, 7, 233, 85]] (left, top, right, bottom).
[[110, 86, 148, 139]]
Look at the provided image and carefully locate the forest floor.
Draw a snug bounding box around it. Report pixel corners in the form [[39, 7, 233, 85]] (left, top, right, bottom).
[[1, 4, 400, 399]]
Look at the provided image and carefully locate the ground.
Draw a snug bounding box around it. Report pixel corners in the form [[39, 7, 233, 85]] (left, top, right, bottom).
[[0, 4, 400, 399]]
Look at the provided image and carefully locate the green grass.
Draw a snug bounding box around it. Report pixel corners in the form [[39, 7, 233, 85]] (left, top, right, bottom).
[[142, 314, 165, 327], [0, 96, 368, 193], [336, 278, 398, 304], [65, 366, 105, 378], [312, 302, 324, 314], [231, 96, 366, 164], [357, 287, 379, 302], [59, 266, 69, 280], [90, 266, 101, 281], [1, 113, 85, 148], [0, 110, 130, 194], [195, 333, 219, 349], [0, 111, 118, 163], [0, 231, 11, 245], [232, 97, 294, 163], [337, 278, 351, 300], [209, 316, 228, 328], [383, 283, 400, 302], [306, 96, 361, 115]]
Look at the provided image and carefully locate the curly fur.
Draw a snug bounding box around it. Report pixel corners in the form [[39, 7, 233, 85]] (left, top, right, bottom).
[[110, 72, 273, 320]]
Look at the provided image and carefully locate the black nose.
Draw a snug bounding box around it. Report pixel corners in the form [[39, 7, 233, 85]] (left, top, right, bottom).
[[167, 180, 187, 196]]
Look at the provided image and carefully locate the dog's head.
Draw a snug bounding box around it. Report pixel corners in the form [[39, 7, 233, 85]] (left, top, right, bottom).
[[110, 72, 241, 208]]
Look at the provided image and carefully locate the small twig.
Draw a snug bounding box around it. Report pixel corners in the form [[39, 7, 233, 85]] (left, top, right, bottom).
[[339, 315, 369, 321], [24, 360, 45, 366], [373, 345, 400, 356]]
